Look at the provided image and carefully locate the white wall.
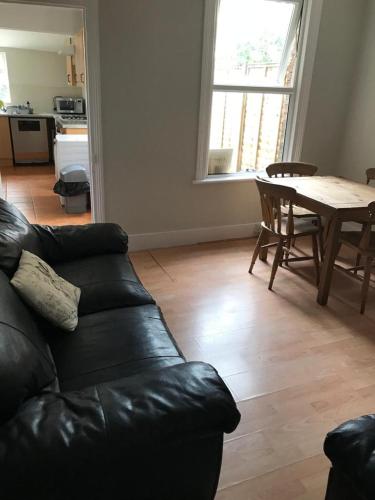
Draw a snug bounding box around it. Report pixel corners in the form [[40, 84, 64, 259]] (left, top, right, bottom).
[[0, 0, 367, 245], [99, 0, 263, 236], [300, 0, 367, 175], [98, 0, 366, 239], [336, 1, 375, 182], [2, 47, 82, 113]]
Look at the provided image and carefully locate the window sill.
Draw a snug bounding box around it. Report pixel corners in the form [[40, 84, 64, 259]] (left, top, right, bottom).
[[193, 171, 266, 185]]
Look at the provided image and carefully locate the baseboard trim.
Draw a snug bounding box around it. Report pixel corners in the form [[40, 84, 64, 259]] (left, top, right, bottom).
[[128, 222, 260, 251]]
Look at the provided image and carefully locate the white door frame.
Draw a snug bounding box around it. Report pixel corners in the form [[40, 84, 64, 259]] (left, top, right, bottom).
[[0, 0, 105, 222]]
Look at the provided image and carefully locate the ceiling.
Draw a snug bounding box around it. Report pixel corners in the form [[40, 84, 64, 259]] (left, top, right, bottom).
[[0, 3, 83, 35], [0, 2, 83, 53], [0, 29, 72, 53]]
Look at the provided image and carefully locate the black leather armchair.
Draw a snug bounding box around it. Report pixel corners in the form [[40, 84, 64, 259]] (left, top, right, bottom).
[[0, 198, 240, 500], [324, 416, 375, 499]]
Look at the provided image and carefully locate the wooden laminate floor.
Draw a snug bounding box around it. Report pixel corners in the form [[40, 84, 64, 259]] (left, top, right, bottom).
[[130, 238, 375, 500], [1, 165, 91, 225]]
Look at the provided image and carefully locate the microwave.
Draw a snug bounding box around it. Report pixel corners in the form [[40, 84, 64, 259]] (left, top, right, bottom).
[[54, 96, 85, 115]]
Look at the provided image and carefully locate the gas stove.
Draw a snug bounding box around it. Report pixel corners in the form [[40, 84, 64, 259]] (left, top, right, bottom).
[[57, 114, 87, 123], [60, 114, 87, 120], [55, 114, 88, 129]]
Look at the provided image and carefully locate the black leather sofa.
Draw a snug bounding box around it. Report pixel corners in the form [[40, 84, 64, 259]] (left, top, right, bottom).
[[324, 416, 375, 499], [0, 198, 240, 500]]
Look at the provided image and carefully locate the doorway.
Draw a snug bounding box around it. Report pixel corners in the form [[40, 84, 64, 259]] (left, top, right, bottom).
[[0, 0, 103, 225]]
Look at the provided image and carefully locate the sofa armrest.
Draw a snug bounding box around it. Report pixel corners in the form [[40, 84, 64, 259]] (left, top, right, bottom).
[[324, 415, 375, 499], [33, 223, 128, 263], [0, 362, 240, 498]]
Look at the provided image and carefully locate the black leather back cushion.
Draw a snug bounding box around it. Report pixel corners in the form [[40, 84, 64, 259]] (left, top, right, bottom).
[[0, 271, 56, 424], [0, 198, 43, 276]]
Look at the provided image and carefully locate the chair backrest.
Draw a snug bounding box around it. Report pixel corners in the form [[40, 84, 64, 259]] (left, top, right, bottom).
[[366, 168, 375, 185], [358, 201, 375, 251], [266, 162, 318, 178], [256, 179, 297, 236]]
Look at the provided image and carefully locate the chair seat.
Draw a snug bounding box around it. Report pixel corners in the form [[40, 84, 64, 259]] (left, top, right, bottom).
[[340, 231, 375, 251], [341, 221, 363, 232], [281, 205, 318, 218], [275, 217, 320, 236]]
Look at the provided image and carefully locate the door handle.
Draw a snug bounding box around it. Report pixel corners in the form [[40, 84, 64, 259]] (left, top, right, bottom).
[[80, 73, 85, 84]]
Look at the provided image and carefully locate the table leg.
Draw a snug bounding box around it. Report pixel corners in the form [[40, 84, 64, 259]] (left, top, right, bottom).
[[259, 231, 270, 261], [317, 216, 341, 305]]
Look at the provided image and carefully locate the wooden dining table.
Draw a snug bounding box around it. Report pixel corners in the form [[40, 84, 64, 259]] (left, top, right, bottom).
[[262, 175, 375, 305]]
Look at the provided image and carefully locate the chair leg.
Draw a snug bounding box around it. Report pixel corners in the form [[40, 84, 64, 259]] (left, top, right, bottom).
[[249, 228, 266, 274], [361, 256, 372, 314], [312, 234, 320, 286], [354, 253, 362, 275], [269, 239, 284, 291], [335, 242, 342, 258], [284, 238, 291, 267], [319, 231, 325, 261], [316, 216, 324, 261]]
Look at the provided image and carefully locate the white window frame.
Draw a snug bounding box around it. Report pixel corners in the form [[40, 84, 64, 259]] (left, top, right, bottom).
[[195, 0, 324, 182]]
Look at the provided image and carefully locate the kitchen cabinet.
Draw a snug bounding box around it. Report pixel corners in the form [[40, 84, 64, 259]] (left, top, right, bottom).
[[66, 49, 75, 86], [66, 29, 86, 88], [0, 117, 13, 167], [74, 29, 86, 87]]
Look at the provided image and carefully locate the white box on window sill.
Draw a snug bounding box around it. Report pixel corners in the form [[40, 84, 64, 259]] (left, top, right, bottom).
[[208, 149, 233, 175]]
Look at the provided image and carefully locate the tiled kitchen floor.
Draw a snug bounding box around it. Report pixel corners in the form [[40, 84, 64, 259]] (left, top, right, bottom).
[[1, 165, 91, 225], [131, 239, 375, 499]]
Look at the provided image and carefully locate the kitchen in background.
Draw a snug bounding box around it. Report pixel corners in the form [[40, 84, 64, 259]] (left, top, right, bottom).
[[0, 2, 91, 225]]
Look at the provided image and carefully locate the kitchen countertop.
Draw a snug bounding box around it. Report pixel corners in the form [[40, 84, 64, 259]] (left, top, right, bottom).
[[0, 113, 87, 127], [0, 112, 55, 119], [0, 112, 88, 130], [58, 123, 88, 129]]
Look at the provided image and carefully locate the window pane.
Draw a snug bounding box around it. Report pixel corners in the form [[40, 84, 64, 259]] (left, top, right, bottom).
[[214, 0, 300, 87], [0, 53, 11, 103], [209, 91, 290, 174]]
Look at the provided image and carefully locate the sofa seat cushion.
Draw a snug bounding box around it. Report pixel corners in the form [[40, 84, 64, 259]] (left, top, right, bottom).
[[53, 253, 154, 315], [46, 304, 185, 391]]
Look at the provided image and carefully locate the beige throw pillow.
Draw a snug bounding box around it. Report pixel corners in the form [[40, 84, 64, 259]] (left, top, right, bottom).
[[11, 250, 81, 332]]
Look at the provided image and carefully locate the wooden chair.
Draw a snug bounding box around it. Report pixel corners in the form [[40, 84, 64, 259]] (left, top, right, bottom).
[[339, 170, 374, 234], [366, 169, 375, 185], [338, 201, 375, 314], [266, 162, 318, 179], [266, 162, 323, 257], [266, 162, 318, 218], [249, 179, 321, 290], [339, 169, 375, 261]]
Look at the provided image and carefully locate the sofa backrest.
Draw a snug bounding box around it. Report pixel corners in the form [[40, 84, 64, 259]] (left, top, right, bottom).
[[0, 270, 57, 424], [0, 198, 44, 277]]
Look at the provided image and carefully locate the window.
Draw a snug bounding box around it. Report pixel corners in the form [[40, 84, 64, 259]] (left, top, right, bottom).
[[196, 0, 323, 180], [0, 53, 11, 104]]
